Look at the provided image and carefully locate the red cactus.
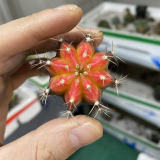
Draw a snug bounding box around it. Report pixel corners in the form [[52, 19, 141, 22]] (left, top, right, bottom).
[[47, 40, 114, 112]]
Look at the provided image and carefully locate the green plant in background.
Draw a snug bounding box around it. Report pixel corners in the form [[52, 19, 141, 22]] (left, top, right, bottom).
[[98, 20, 111, 29], [97, 5, 160, 36], [134, 19, 150, 34], [124, 8, 135, 25], [111, 16, 122, 29], [154, 22, 160, 35]]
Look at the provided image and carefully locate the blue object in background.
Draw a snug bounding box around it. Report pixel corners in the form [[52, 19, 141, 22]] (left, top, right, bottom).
[[152, 56, 160, 69], [123, 138, 136, 149]]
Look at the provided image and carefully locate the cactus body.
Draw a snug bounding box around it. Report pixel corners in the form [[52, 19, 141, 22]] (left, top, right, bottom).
[[48, 41, 114, 111]]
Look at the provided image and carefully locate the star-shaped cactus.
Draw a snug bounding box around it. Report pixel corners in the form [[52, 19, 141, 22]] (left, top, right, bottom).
[[47, 40, 114, 112]]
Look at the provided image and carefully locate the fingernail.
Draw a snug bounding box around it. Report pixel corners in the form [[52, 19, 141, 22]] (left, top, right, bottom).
[[69, 122, 102, 149], [55, 4, 80, 11]]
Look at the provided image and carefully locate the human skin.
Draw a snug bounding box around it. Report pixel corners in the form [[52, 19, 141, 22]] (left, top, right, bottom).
[[0, 4, 103, 160]]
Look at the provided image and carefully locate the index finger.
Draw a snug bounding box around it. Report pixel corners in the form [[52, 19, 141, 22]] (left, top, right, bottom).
[[0, 5, 82, 57]]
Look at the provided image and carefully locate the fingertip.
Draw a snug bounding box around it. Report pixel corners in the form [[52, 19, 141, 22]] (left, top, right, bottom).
[[69, 115, 103, 149], [75, 26, 103, 46], [87, 29, 103, 46], [32, 115, 103, 160], [53, 4, 83, 33], [55, 4, 83, 15], [1, 4, 83, 56], [96, 30, 103, 45], [72, 115, 103, 136], [37, 115, 103, 140]]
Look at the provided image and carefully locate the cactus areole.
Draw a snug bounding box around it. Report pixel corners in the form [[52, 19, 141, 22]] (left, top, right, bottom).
[[44, 36, 114, 112]]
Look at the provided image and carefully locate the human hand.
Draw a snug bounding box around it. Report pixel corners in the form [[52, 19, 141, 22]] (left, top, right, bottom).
[[0, 4, 103, 159], [0, 115, 102, 160]]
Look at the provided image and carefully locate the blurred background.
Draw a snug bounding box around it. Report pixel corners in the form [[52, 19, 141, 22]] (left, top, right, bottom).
[[1, 0, 160, 160], [2, 0, 160, 22]]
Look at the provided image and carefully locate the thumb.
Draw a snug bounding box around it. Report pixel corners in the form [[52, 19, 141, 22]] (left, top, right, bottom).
[[0, 115, 103, 160]]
